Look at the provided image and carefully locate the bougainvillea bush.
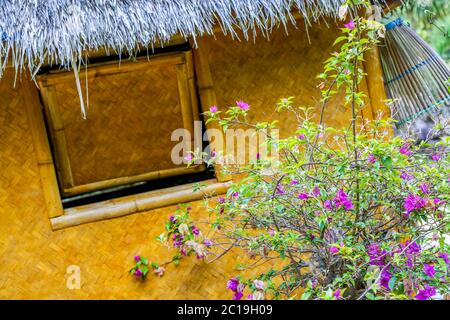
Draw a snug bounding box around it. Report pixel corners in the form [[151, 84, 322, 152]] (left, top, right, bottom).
[[154, 109, 450, 300], [134, 0, 450, 299]]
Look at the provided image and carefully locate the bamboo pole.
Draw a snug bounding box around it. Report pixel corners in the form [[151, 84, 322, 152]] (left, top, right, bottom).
[[23, 76, 64, 218], [38, 53, 186, 86], [51, 179, 232, 230], [363, 44, 393, 135], [190, 38, 232, 182], [37, 84, 75, 188], [63, 164, 206, 196]]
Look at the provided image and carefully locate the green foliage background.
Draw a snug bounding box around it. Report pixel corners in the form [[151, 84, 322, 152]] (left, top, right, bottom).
[[395, 0, 449, 63]]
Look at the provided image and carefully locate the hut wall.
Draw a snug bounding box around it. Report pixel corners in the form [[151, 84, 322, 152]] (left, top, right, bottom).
[[0, 22, 380, 299], [201, 23, 373, 136]]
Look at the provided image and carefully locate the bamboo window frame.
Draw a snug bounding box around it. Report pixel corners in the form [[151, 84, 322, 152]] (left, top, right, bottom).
[[37, 51, 206, 197]]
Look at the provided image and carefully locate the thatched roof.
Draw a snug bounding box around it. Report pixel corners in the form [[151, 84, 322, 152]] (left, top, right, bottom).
[[0, 0, 383, 76]]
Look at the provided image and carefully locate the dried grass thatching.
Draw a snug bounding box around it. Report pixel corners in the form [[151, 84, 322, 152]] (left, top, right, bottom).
[[0, 0, 386, 77]]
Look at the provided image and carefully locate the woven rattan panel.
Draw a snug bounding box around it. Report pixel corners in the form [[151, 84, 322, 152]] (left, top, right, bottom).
[[205, 23, 357, 137], [48, 64, 185, 187]]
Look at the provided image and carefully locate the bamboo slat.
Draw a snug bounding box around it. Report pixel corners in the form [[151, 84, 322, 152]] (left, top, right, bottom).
[[23, 76, 64, 218], [52, 179, 231, 230], [191, 38, 232, 182]]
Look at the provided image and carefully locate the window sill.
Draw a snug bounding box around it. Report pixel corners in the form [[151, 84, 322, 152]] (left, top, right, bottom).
[[50, 178, 231, 230]]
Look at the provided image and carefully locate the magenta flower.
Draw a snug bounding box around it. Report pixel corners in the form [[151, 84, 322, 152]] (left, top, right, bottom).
[[399, 144, 412, 156], [333, 289, 341, 299], [169, 215, 176, 223], [298, 192, 310, 200], [403, 193, 427, 215], [344, 20, 356, 30], [438, 253, 449, 265], [276, 185, 285, 195], [218, 197, 225, 204], [404, 241, 421, 254], [227, 278, 239, 292], [204, 239, 213, 247], [134, 255, 141, 262], [290, 179, 299, 186], [415, 285, 436, 300], [333, 189, 354, 211], [134, 269, 143, 278], [191, 226, 200, 236], [297, 134, 306, 140], [367, 244, 387, 267], [329, 246, 339, 254], [246, 294, 254, 300], [184, 154, 193, 161], [367, 154, 376, 164], [231, 192, 239, 198], [233, 291, 244, 300], [209, 105, 218, 113], [324, 200, 333, 210], [431, 153, 441, 162], [380, 268, 392, 290], [423, 264, 436, 278], [419, 183, 430, 194], [400, 171, 414, 181], [236, 100, 250, 111], [312, 186, 321, 197]]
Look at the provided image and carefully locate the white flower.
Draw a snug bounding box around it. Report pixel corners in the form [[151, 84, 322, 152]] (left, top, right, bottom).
[[178, 223, 189, 235], [338, 5, 348, 21], [253, 279, 265, 290]]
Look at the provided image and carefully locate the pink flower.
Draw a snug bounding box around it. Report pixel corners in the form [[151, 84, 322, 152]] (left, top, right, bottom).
[[227, 278, 239, 292], [438, 253, 449, 265], [423, 263, 436, 278], [297, 134, 306, 140], [232, 192, 239, 198], [298, 192, 310, 200], [290, 179, 299, 186], [209, 105, 218, 113], [404, 193, 427, 215], [236, 100, 250, 111], [276, 185, 285, 195], [344, 20, 355, 30], [333, 289, 341, 299], [367, 154, 376, 164], [134, 255, 141, 262], [400, 171, 414, 181], [233, 291, 244, 300], [312, 186, 321, 197], [204, 239, 213, 247], [415, 285, 436, 300], [191, 225, 200, 236], [431, 153, 441, 162], [184, 154, 193, 161], [324, 200, 333, 210], [253, 280, 265, 290], [399, 144, 412, 156], [134, 269, 143, 278], [218, 197, 225, 204], [333, 189, 354, 211], [329, 246, 339, 254], [419, 183, 430, 194]]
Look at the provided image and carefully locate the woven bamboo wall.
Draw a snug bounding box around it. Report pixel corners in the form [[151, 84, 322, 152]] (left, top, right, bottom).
[[41, 64, 185, 187], [204, 22, 372, 137], [0, 22, 376, 299]]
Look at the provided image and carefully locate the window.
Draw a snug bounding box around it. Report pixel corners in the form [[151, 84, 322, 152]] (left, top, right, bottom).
[[37, 50, 206, 199]]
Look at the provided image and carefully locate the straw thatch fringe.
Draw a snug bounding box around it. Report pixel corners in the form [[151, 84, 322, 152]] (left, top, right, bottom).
[[0, 0, 387, 77]]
